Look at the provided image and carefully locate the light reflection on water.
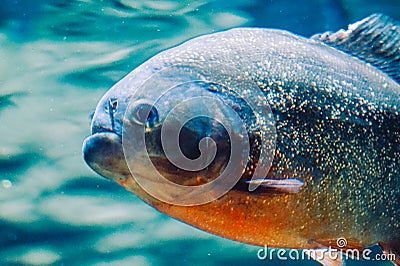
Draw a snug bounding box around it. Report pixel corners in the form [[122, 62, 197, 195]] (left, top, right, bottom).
[[0, 1, 398, 265]]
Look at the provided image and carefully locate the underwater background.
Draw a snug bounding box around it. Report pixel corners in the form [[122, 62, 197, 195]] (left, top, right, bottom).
[[1, 0, 399, 265]]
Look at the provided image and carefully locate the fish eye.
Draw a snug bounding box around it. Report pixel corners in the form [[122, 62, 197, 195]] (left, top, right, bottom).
[[132, 102, 159, 126]]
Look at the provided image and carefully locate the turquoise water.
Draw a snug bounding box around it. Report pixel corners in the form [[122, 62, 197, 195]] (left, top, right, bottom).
[[1, 1, 399, 265]]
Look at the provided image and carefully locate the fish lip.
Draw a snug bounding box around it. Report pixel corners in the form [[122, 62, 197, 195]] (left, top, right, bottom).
[[82, 131, 130, 181], [91, 126, 122, 141], [82, 131, 122, 167], [83, 131, 121, 148]]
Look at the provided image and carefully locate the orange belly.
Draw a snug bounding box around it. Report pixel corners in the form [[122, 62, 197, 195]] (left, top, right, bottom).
[[118, 176, 373, 250]]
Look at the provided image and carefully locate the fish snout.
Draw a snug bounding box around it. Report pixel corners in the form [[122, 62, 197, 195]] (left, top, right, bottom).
[[82, 132, 131, 182]]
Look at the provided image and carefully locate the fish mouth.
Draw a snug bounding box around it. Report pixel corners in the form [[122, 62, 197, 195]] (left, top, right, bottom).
[[82, 121, 232, 187], [82, 131, 131, 182]]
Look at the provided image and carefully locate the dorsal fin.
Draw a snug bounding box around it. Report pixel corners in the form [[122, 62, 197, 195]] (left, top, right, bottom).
[[312, 13, 400, 84]]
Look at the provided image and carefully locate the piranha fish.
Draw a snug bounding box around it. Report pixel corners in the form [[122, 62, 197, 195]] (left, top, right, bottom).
[[83, 14, 400, 265]]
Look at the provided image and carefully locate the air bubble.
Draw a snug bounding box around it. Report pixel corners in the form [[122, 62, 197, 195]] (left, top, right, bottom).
[[2, 179, 12, 188]]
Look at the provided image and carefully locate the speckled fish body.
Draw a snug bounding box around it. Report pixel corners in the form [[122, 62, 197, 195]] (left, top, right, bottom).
[[83, 14, 400, 259]]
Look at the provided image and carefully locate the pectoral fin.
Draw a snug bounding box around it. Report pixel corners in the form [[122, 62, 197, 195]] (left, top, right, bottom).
[[309, 238, 363, 251], [379, 239, 400, 265], [245, 178, 305, 193], [305, 249, 345, 266]]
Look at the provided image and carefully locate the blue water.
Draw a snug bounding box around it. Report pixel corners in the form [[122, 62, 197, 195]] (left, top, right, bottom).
[[1, 1, 399, 265]]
